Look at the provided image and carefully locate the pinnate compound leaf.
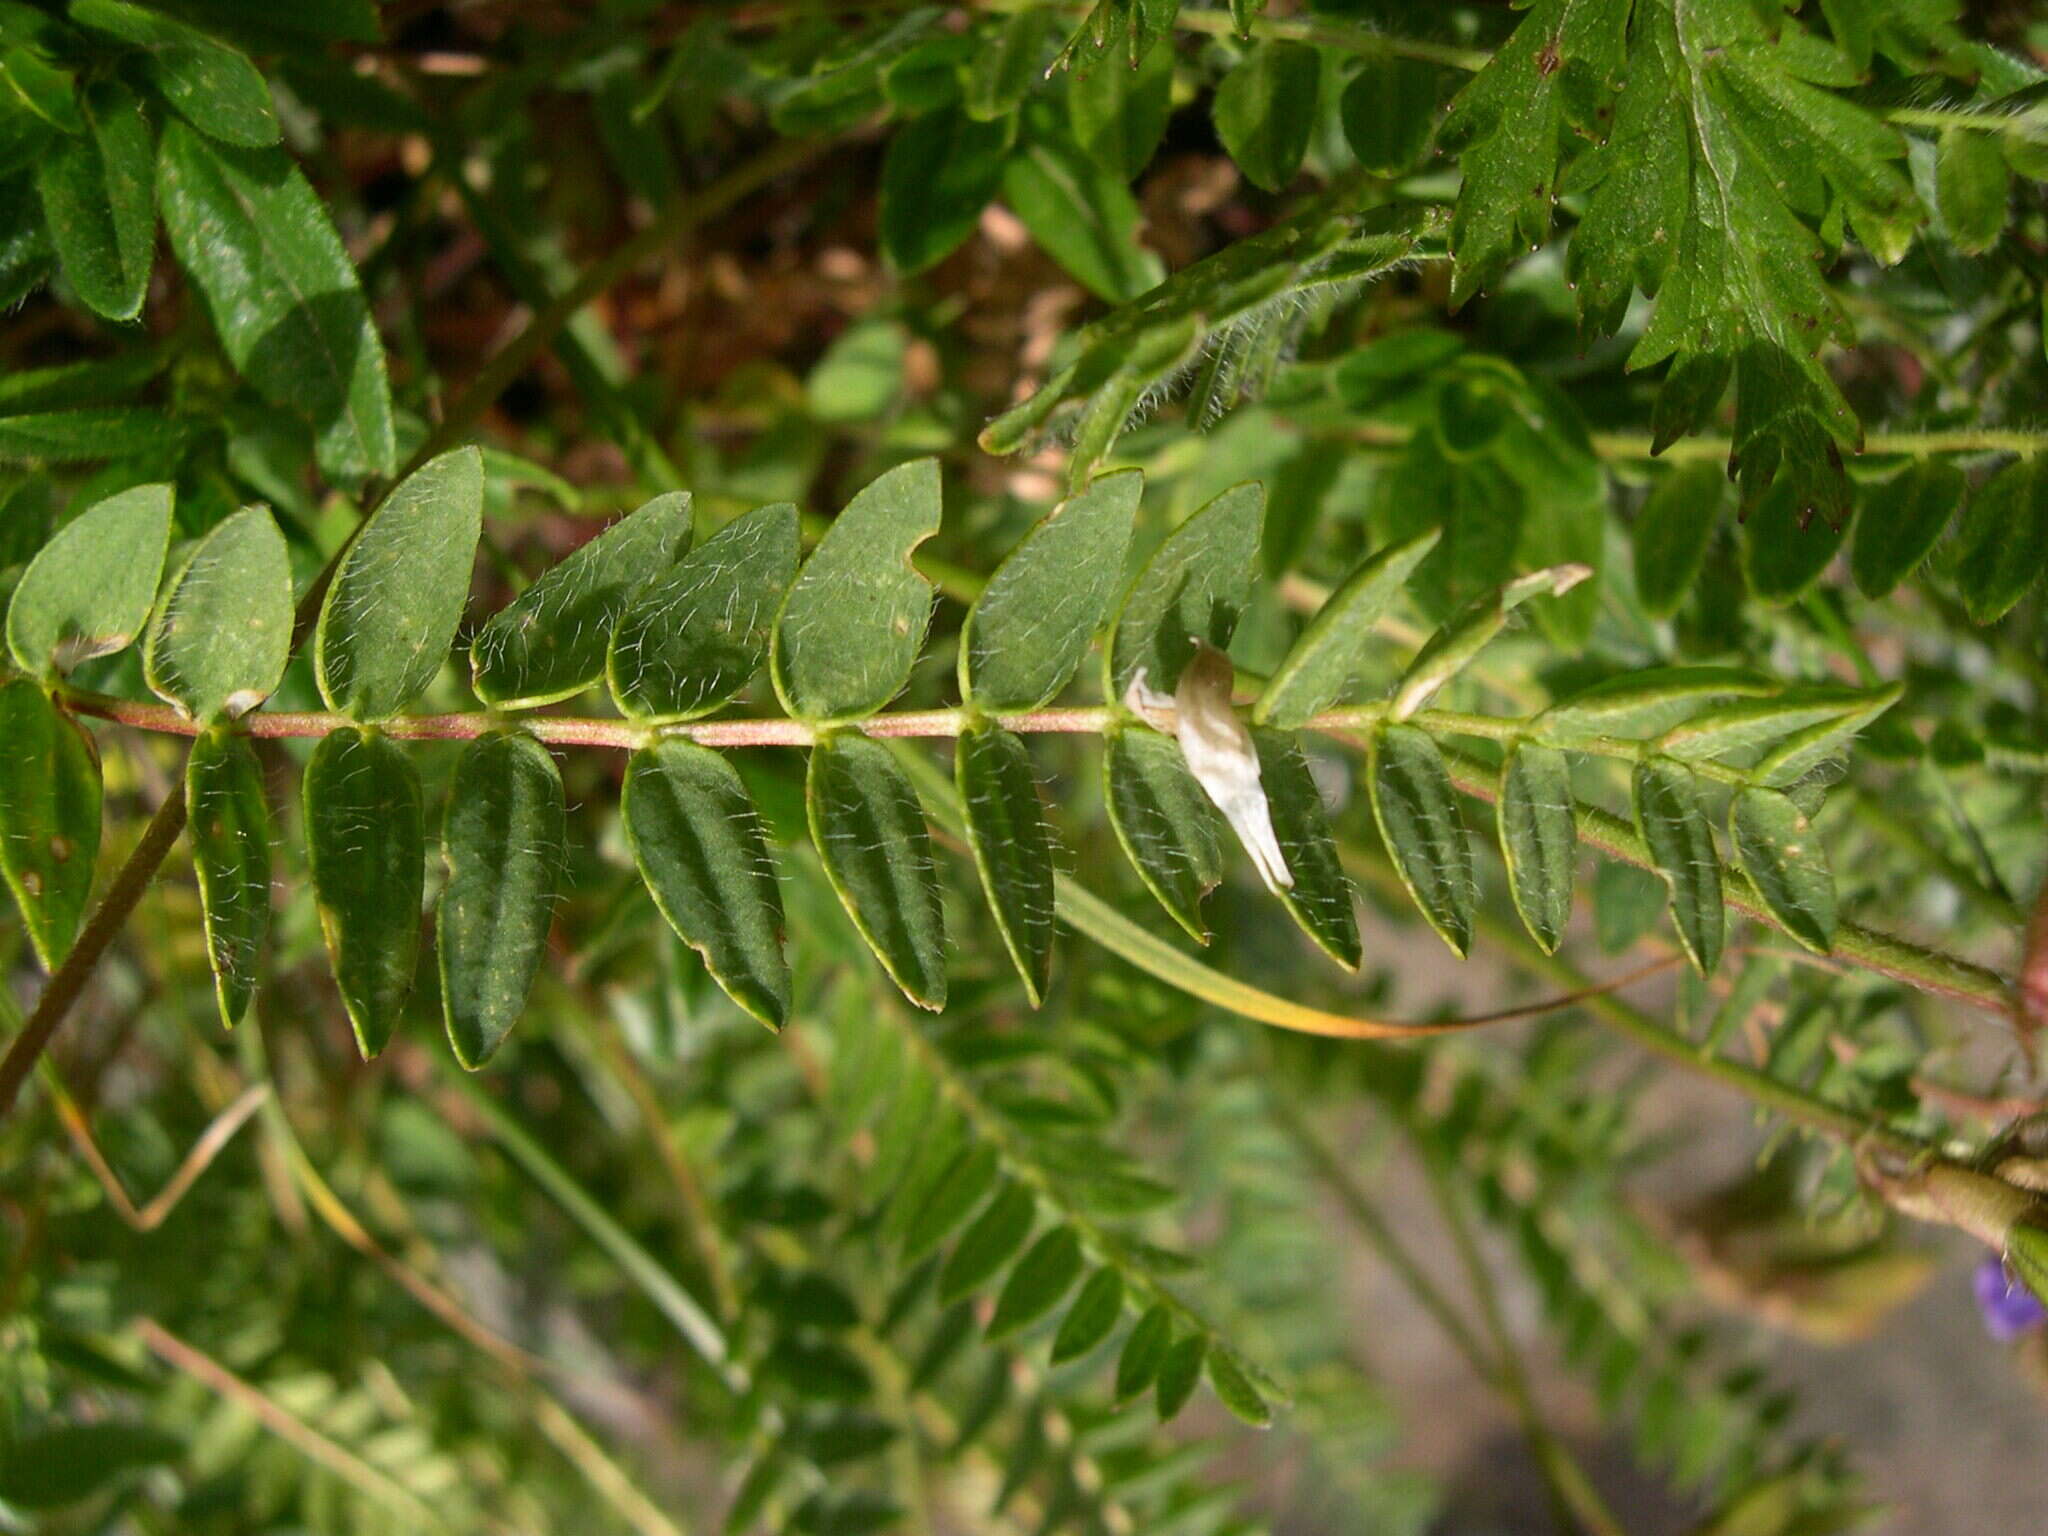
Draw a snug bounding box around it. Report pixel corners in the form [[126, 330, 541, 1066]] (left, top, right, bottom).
[[1498, 739, 1576, 954], [0, 680, 101, 971], [1212, 41, 1319, 193], [1104, 723, 1225, 944], [1850, 459, 1962, 599], [158, 118, 397, 482], [315, 446, 482, 719], [957, 722, 1057, 1005], [1252, 729, 1361, 969], [1051, 1268, 1124, 1363], [7, 481, 170, 677], [36, 82, 155, 322], [1953, 457, 2048, 625], [1255, 528, 1440, 728], [962, 468, 1140, 710], [1632, 463, 1723, 619], [472, 492, 691, 709], [1632, 755, 1724, 975], [186, 728, 271, 1027], [144, 505, 291, 721], [1369, 722, 1474, 956], [808, 732, 948, 1009], [304, 726, 423, 1057], [623, 740, 790, 1030], [774, 459, 940, 721], [610, 500, 799, 721], [72, 0, 279, 147], [1730, 786, 1835, 954], [1106, 480, 1262, 698], [937, 1182, 1036, 1304], [986, 1225, 1083, 1339], [1154, 1332, 1205, 1422], [439, 732, 567, 1068]]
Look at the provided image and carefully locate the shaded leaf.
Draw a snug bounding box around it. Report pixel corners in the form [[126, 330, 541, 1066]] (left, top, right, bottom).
[[1936, 124, 2008, 254], [1632, 755, 1724, 975], [1741, 478, 1847, 604], [937, 1181, 1037, 1304], [902, 1142, 1001, 1264], [1155, 1332, 1205, 1421], [1340, 54, 1440, 175], [1115, 1304, 1172, 1399], [1104, 723, 1225, 944], [1632, 463, 1724, 619], [966, 8, 1054, 121], [1850, 459, 1962, 599], [808, 731, 947, 1009], [1252, 729, 1361, 969], [1369, 722, 1475, 955], [1389, 564, 1591, 720], [186, 728, 271, 1027], [7, 480, 170, 677], [0, 680, 101, 971], [1051, 1267, 1124, 1364], [879, 106, 1009, 273], [1212, 41, 1318, 193], [36, 82, 154, 321], [957, 722, 1057, 1005], [1254, 528, 1440, 728], [0, 1422, 183, 1509], [1731, 786, 1835, 954], [987, 1225, 1084, 1338], [1068, 39, 1172, 178], [1002, 119, 1164, 303], [144, 504, 291, 721], [1539, 666, 1775, 743], [1498, 739, 1576, 954], [1954, 457, 2048, 625], [73, 0, 278, 147], [1106, 480, 1263, 699]]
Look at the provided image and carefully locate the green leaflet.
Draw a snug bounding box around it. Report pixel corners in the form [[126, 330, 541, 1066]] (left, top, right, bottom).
[[471, 491, 691, 709], [1954, 457, 2048, 625], [1340, 54, 1440, 176], [1632, 755, 1724, 976], [1741, 479, 1847, 604], [622, 740, 790, 1030], [1252, 729, 1361, 970], [1632, 463, 1724, 619], [1850, 459, 1962, 599], [773, 459, 940, 721], [1656, 685, 1898, 765], [157, 118, 397, 482], [0, 680, 101, 971], [1155, 1332, 1205, 1422], [1498, 739, 1576, 955], [1105, 480, 1263, 699], [1104, 723, 1225, 945], [315, 447, 483, 720], [1752, 683, 1901, 787], [1001, 121, 1164, 304], [1067, 38, 1172, 178], [144, 505, 292, 722], [878, 106, 1009, 273], [72, 0, 279, 147], [1935, 125, 2009, 255], [1368, 722, 1474, 956], [1730, 786, 1836, 954], [438, 732, 567, 1068], [304, 727, 424, 1057], [956, 723, 1057, 1006], [960, 468, 1140, 711], [806, 321, 906, 422], [609, 500, 799, 722], [985, 1225, 1083, 1339], [1212, 41, 1319, 193], [1254, 528, 1439, 728], [185, 728, 272, 1028], [1051, 1268, 1123, 1364], [35, 81, 154, 322], [900, 1142, 1000, 1263], [1388, 564, 1590, 721], [0, 1422, 185, 1511], [1539, 667, 1776, 743], [808, 731, 948, 1010], [1116, 1304, 1171, 1400], [6, 481, 170, 678], [0, 408, 192, 464], [936, 1182, 1036, 1304], [1206, 1348, 1271, 1428], [965, 7, 1053, 120]]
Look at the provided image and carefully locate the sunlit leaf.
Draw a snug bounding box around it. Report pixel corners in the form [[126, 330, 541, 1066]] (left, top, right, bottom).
[[1255, 528, 1439, 728], [1730, 786, 1835, 954], [956, 722, 1057, 1005], [7, 481, 170, 678], [144, 504, 292, 722], [1369, 722, 1475, 956], [1104, 723, 1224, 945], [1498, 739, 1576, 955], [1106, 480, 1263, 699], [73, 0, 279, 147], [186, 728, 271, 1027], [1632, 755, 1724, 976], [1252, 729, 1361, 969], [808, 731, 947, 1009]]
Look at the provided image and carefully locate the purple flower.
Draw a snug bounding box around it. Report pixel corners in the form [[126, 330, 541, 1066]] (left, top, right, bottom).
[[1975, 1255, 2048, 1342]]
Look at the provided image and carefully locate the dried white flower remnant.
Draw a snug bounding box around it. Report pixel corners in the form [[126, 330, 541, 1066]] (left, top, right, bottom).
[[1125, 641, 1293, 892]]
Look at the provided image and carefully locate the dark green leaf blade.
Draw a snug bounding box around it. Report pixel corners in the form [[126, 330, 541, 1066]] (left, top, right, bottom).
[[1936, 124, 2008, 255], [1498, 739, 1576, 954], [1632, 463, 1724, 619], [144, 504, 292, 721], [1116, 1304, 1172, 1400], [1255, 528, 1439, 728], [314, 446, 483, 719], [472, 492, 692, 709], [1369, 722, 1475, 956], [1850, 460, 1962, 599], [1340, 54, 1440, 175], [1741, 479, 1846, 604], [1252, 729, 1361, 969], [1051, 1268, 1124, 1364], [622, 740, 790, 1030], [956, 722, 1057, 1005], [438, 731, 567, 1068], [1206, 1349, 1271, 1428], [73, 0, 279, 147], [1068, 40, 1172, 178], [6, 481, 171, 678], [186, 728, 272, 1027], [1632, 755, 1724, 976], [1104, 723, 1225, 945], [937, 1182, 1036, 1304], [1155, 1333, 1205, 1422], [1212, 41, 1318, 193], [0, 1422, 184, 1510], [0, 681, 102, 971], [1954, 457, 2047, 625], [36, 82, 154, 321], [808, 732, 947, 1009], [304, 726, 424, 1057], [1730, 786, 1835, 954], [879, 107, 1009, 273], [902, 1143, 1001, 1265], [1002, 123, 1163, 304], [1106, 480, 1263, 699], [986, 1225, 1083, 1339]]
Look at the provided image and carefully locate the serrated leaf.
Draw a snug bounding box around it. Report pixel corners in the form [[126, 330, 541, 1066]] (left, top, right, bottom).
[[1154, 1332, 1204, 1421], [186, 728, 271, 1027], [937, 1180, 1035, 1302], [1850, 459, 1962, 599], [986, 1225, 1083, 1338], [1116, 1304, 1172, 1399], [808, 731, 947, 1009], [1340, 53, 1440, 176], [0, 680, 101, 971], [957, 722, 1057, 1005], [1632, 463, 1724, 619], [1254, 528, 1439, 728], [73, 0, 279, 147], [1206, 1349, 1271, 1427], [1539, 667, 1775, 742], [1499, 739, 1576, 954], [1003, 118, 1164, 303], [1936, 124, 2008, 254], [1369, 722, 1474, 956], [1213, 41, 1318, 193], [7, 481, 170, 677], [623, 740, 790, 1030], [1068, 38, 1172, 178], [1741, 478, 1846, 604], [962, 469, 1140, 710], [36, 81, 154, 321], [1632, 755, 1723, 975], [879, 106, 1009, 273], [1730, 786, 1835, 954], [774, 459, 940, 720], [902, 1142, 1001, 1264], [472, 491, 691, 709], [1051, 1268, 1124, 1363], [438, 731, 566, 1068], [1104, 723, 1225, 944], [304, 726, 423, 1057], [1106, 480, 1263, 699], [314, 446, 482, 719], [1954, 457, 2048, 625], [610, 500, 799, 722], [144, 504, 291, 721], [1656, 685, 1895, 764], [1388, 563, 1591, 720], [1252, 729, 1361, 969], [158, 119, 396, 481]]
